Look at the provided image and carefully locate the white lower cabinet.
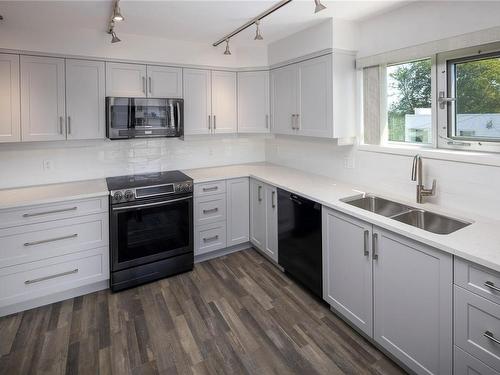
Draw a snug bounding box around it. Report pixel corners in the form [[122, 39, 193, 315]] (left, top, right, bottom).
[[195, 222, 227, 256], [249, 178, 278, 263], [226, 178, 249, 247], [322, 207, 453, 375], [454, 346, 500, 375]]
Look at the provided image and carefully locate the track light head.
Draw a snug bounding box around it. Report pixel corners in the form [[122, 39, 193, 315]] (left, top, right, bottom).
[[112, 0, 124, 22], [110, 31, 121, 43], [254, 20, 263, 41], [0, 14, 4, 21], [224, 39, 231, 55], [314, 0, 327, 13]]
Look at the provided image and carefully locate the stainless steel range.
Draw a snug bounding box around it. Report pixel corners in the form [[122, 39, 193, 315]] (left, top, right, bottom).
[[106, 171, 193, 291]]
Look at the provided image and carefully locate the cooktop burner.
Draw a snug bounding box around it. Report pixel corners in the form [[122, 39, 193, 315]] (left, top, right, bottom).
[[106, 170, 192, 191]]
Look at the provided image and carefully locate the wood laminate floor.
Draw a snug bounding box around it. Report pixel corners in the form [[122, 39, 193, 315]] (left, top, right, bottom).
[[0, 249, 406, 375]]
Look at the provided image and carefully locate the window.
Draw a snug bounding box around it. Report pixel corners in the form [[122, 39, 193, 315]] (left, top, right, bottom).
[[385, 59, 432, 145]]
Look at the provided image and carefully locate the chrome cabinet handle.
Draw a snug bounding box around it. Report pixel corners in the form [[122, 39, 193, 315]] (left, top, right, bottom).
[[265, 114, 269, 129], [202, 186, 218, 192], [291, 114, 296, 129], [142, 77, 146, 94], [484, 331, 500, 345], [23, 206, 77, 218], [25, 269, 78, 285], [372, 233, 379, 260], [148, 76, 152, 94], [258, 185, 262, 202], [24, 233, 78, 247], [272, 191, 276, 208], [203, 235, 219, 242], [67, 116, 71, 135], [214, 115, 216, 130], [363, 230, 369, 257], [203, 207, 218, 214], [484, 281, 500, 292], [59, 116, 64, 134], [208, 115, 211, 130], [295, 113, 300, 130]]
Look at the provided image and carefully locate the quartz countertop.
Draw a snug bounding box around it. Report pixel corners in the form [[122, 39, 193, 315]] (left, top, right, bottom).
[[183, 162, 500, 273], [0, 179, 109, 210]]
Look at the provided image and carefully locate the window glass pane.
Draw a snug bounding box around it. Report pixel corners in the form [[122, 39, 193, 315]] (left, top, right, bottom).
[[386, 59, 432, 144], [454, 55, 500, 140]]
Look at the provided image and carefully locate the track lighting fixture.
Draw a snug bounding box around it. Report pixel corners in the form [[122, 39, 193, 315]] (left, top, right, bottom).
[[108, 21, 121, 43], [112, 0, 124, 22], [0, 14, 4, 21], [314, 0, 327, 13], [224, 39, 231, 55], [254, 20, 263, 41]]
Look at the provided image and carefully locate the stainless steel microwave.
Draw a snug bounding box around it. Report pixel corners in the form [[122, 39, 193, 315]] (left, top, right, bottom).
[[106, 97, 183, 140]]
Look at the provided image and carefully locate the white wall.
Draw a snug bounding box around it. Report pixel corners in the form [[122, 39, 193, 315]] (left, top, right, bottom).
[[0, 136, 266, 189]]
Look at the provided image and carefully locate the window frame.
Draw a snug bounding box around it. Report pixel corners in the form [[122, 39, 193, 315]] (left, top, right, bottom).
[[437, 42, 500, 153]]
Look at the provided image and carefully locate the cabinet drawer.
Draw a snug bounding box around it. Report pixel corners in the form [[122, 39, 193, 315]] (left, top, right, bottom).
[[195, 222, 226, 256], [0, 197, 108, 229], [0, 213, 108, 268], [194, 181, 226, 197], [455, 346, 499, 375], [455, 286, 500, 371], [195, 194, 226, 226], [0, 247, 109, 308], [455, 258, 500, 305]]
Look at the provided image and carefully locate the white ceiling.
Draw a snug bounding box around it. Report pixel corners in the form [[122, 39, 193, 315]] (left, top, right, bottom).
[[0, 1, 409, 45]]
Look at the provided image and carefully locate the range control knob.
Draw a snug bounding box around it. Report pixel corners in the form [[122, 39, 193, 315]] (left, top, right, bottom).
[[113, 191, 123, 202], [124, 190, 134, 201]]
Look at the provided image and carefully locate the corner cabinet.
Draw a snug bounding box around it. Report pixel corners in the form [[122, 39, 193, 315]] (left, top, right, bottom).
[[271, 52, 355, 139], [0, 54, 20, 143], [323, 207, 453, 375], [237, 71, 270, 133]]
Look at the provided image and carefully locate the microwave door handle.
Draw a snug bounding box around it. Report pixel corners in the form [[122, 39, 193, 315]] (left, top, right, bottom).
[[176, 102, 181, 131]]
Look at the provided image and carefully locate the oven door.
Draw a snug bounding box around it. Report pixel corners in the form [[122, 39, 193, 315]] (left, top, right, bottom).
[[110, 194, 193, 272]]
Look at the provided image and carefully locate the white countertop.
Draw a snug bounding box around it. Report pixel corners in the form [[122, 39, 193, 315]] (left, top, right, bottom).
[[0, 179, 109, 210], [183, 162, 500, 273]]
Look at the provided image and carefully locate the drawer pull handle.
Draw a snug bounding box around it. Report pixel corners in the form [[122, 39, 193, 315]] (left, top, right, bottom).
[[203, 208, 218, 214], [24, 233, 78, 247], [202, 186, 218, 192], [23, 206, 77, 218], [484, 281, 500, 292], [203, 235, 219, 242], [25, 268, 78, 285], [484, 331, 500, 345]]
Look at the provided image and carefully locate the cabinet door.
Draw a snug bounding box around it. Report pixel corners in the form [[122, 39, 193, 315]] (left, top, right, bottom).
[[227, 178, 250, 247], [183, 68, 211, 135], [270, 65, 297, 135], [264, 184, 278, 263], [297, 54, 333, 138], [373, 228, 453, 375], [147, 65, 182, 98], [66, 59, 105, 140], [249, 179, 266, 251], [105, 62, 147, 97], [211, 71, 237, 134], [322, 209, 373, 337], [21, 55, 66, 141], [0, 54, 20, 143], [237, 71, 270, 133]]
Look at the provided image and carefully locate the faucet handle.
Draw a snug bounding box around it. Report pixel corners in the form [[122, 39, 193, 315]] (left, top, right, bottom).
[[430, 179, 437, 195]]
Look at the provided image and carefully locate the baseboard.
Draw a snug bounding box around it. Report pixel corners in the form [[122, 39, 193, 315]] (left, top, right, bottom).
[[0, 280, 109, 317], [194, 242, 250, 263]]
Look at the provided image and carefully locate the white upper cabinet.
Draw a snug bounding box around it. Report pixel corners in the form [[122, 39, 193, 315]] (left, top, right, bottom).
[[106, 62, 147, 97], [0, 54, 20, 143], [146, 65, 182, 98], [271, 64, 297, 135], [211, 71, 237, 134], [183, 68, 212, 135], [237, 71, 270, 133], [65, 59, 105, 140], [21, 55, 66, 142]]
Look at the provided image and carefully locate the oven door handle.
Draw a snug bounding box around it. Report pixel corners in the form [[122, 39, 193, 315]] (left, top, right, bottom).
[[112, 196, 192, 211]]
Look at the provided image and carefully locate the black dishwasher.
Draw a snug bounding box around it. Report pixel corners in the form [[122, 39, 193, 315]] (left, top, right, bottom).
[[278, 188, 322, 298]]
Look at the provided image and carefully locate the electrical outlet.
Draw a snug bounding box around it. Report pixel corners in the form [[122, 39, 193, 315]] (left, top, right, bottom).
[[344, 156, 355, 169], [43, 160, 53, 171]]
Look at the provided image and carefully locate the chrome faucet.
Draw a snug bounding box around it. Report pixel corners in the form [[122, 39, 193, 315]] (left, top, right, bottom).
[[411, 154, 436, 203]]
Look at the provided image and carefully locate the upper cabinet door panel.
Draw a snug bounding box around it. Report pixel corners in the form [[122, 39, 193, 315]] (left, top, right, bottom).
[[237, 71, 270, 133], [211, 71, 237, 134], [105, 62, 147, 97], [271, 65, 297, 135], [20, 55, 66, 142], [0, 54, 20, 143], [183, 68, 211, 135], [298, 54, 333, 138], [147, 65, 182, 98], [66, 59, 105, 140]]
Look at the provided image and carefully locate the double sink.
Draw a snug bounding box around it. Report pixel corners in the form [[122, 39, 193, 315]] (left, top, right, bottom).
[[341, 194, 472, 235]]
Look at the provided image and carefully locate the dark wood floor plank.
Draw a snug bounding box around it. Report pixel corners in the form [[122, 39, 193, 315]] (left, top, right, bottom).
[[0, 248, 406, 375]]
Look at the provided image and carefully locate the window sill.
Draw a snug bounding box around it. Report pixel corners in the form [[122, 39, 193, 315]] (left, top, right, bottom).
[[358, 144, 500, 167]]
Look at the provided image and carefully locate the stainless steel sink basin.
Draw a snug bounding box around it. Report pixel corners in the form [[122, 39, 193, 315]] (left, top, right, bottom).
[[341, 194, 411, 217], [391, 209, 471, 235], [341, 193, 472, 235]]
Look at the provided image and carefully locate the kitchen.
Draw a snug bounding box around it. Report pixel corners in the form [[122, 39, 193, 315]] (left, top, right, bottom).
[[0, 1, 499, 374]]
